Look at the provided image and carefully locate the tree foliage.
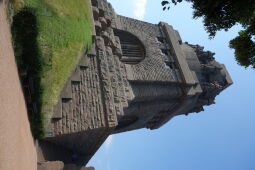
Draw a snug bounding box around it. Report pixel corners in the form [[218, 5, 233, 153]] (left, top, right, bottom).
[[230, 20, 255, 68], [162, 0, 255, 68]]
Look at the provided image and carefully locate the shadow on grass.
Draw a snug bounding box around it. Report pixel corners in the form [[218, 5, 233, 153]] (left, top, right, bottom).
[[11, 7, 45, 138]]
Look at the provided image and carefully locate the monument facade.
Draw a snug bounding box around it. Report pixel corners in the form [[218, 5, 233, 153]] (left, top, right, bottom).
[[41, 0, 232, 167]]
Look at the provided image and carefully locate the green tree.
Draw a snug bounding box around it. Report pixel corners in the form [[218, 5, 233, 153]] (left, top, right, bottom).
[[162, 0, 255, 68]]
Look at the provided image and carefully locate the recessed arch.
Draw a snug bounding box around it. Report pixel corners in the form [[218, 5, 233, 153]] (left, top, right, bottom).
[[114, 29, 146, 64]]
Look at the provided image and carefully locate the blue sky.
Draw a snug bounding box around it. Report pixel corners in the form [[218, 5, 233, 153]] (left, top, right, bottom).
[[87, 1, 255, 170]]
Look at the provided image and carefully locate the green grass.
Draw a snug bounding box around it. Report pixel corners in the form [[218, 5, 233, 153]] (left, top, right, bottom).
[[10, 0, 92, 138]]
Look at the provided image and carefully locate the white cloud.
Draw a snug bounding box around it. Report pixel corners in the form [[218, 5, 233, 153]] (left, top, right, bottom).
[[133, 0, 148, 20], [104, 135, 113, 151]]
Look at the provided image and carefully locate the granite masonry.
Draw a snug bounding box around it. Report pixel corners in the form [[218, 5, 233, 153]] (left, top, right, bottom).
[[39, 0, 233, 168]]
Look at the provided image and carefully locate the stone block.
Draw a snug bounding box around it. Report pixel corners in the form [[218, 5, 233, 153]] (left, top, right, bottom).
[[52, 98, 62, 119], [79, 55, 89, 68], [99, 17, 107, 30], [92, 7, 99, 21], [87, 43, 97, 56], [38, 161, 64, 170], [61, 80, 72, 99], [71, 68, 81, 82], [161, 22, 196, 85]]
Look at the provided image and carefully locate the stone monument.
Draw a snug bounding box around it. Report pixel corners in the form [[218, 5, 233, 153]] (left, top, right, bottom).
[[39, 0, 232, 167]]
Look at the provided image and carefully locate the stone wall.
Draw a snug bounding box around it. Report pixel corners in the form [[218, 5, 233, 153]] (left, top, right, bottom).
[[52, 55, 105, 135], [115, 15, 181, 83]]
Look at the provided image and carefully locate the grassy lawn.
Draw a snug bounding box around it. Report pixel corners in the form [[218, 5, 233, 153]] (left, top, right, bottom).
[[10, 0, 92, 138]]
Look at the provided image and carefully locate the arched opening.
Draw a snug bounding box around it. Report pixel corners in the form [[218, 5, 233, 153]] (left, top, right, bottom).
[[115, 115, 138, 130], [114, 29, 145, 64]]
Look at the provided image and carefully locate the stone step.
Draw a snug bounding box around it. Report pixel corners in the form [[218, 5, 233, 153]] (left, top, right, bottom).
[[87, 43, 97, 57], [79, 55, 89, 69], [61, 80, 72, 99], [52, 98, 62, 119], [53, 50, 91, 121], [71, 68, 81, 82]]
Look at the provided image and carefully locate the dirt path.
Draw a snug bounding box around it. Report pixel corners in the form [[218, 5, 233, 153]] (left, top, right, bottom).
[[0, 1, 37, 169]]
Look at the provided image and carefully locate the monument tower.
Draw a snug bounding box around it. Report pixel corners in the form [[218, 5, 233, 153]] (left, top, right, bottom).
[[39, 0, 232, 167]]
